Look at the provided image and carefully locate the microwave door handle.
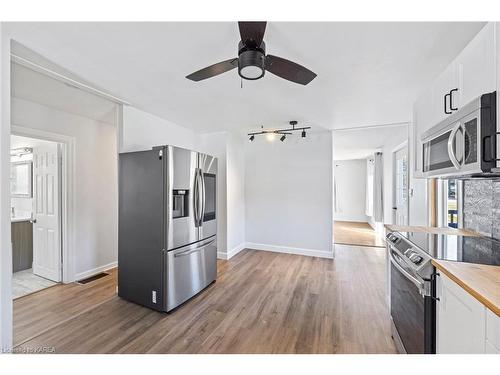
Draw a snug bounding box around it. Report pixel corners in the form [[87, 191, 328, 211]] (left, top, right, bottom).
[[447, 122, 462, 169]]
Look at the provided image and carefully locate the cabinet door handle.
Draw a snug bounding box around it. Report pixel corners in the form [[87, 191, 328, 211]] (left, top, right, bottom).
[[444, 93, 452, 114], [449, 88, 458, 111]]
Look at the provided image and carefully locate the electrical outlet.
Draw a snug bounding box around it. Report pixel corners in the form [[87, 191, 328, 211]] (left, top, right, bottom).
[[152, 290, 157, 304]]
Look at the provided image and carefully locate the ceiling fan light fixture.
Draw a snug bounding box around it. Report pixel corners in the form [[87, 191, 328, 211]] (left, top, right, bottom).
[[238, 49, 265, 80], [249, 135, 255, 142], [280, 134, 286, 142], [302, 130, 306, 138]]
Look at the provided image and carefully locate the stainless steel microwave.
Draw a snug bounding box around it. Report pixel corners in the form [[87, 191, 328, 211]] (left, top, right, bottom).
[[421, 91, 497, 178]]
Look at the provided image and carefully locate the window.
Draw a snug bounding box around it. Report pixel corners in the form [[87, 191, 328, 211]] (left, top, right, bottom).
[[439, 179, 461, 228]]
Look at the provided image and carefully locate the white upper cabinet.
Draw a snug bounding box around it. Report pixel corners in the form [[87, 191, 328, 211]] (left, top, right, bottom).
[[431, 62, 458, 127], [412, 22, 497, 174], [455, 22, 496, 108]]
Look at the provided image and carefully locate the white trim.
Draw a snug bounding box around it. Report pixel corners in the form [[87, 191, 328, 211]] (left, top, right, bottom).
[[391, 140, 410, 226], [11, 54, 131, 106], [217, 251, 228, 260], [11, 125, 77, 283], [245, 242, 333, 259], [392, 140, 409, 154], [75, 261, 117, 281], [219, 242, 246, 260]]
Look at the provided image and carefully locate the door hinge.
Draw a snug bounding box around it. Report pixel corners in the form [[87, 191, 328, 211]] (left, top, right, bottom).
[[158, 150, 163, 160]]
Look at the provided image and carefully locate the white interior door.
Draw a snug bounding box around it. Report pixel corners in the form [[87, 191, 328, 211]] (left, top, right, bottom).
[[393, 145, 409, 225], [32, 141, 61, 282]]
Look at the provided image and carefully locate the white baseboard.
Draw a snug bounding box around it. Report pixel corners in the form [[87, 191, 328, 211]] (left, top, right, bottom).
[[245, 242, 333, 259], [75, 261, 117, 281], [217, 242, 246, 260]]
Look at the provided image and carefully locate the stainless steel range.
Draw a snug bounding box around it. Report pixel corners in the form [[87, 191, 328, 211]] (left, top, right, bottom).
[[386, 232, 437, 354], [386, 230, 500, 354]]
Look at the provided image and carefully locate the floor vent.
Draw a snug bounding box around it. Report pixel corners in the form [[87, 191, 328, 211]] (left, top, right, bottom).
[[77, 272, 109, 285]]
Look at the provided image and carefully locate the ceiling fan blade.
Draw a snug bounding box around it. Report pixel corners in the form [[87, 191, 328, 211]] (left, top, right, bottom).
[[265, 55, 317, 85], [186, 58, 238, 82], [238, 21, 267, 47]]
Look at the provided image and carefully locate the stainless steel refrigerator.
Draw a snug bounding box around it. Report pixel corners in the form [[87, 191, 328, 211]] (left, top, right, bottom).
[[118, 145, 217, 312]]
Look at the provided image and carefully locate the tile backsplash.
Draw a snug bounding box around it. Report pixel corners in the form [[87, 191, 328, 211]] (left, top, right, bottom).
[[463, 180, 500, 239]]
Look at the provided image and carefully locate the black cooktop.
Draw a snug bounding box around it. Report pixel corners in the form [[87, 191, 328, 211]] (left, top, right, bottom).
[[401, 231, 500, 266]]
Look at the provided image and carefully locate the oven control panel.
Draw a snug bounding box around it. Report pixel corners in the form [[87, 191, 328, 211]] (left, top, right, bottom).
[[385, 232, 432, 273]]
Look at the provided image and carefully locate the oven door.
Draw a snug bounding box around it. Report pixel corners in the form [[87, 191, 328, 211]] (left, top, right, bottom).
[[389, 247, 435, 354]]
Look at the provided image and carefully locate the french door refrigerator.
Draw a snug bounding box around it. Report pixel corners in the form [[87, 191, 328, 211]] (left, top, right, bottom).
[[118, 145, 217, 312]]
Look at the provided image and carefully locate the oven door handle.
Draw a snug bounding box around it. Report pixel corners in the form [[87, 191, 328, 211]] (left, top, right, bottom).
[[389, 248, 428, 295]]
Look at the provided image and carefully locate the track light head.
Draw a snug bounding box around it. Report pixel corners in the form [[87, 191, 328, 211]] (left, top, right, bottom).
[[249, 135, 255, 142], [301, 130, 306, 138], [280, 134, 286, 142]]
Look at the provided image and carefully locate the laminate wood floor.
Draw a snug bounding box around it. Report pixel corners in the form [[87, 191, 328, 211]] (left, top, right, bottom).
[[334, 221, 386, 248], [14, 246, 396, 354]]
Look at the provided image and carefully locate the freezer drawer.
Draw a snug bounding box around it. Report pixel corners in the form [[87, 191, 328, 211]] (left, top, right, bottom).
[[165, 236, 217, 311]]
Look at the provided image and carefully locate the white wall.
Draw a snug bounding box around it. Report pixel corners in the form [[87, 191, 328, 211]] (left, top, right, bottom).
[[333, 159, 368, 222], [0, 25, 13, 350], [120, 106, 198, 153], [244, 131, 333, 258], [120, 108, 244, 259], [11, 97, 118, 279], [197, 132, 228, 257], [225, 132, 246, 255], [408, 123, 428, 225]]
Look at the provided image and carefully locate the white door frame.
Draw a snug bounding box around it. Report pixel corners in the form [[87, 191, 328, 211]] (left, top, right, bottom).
[[392, 140, 409, 225], [11, 125, 76, 283]]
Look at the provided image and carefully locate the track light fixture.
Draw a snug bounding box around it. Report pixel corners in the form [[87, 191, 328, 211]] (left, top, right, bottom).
[[247, 121, 311, 142]]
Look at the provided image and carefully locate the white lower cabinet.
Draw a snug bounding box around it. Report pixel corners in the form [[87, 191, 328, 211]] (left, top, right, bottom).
[[436, 273, 486, 353], [436, 272, 500, 354]]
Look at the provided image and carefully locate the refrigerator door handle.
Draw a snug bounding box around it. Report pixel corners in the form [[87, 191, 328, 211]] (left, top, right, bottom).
[[194, 168, 203, 227], [193, 168, 199, 226], [173, 238, 216, 257], [200, 170, 206, 224]]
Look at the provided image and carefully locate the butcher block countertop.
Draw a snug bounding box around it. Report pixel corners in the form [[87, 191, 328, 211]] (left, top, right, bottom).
[[432, 259, 500, 317], [384, 225, 481, 236], [384, 224, 500, 316]]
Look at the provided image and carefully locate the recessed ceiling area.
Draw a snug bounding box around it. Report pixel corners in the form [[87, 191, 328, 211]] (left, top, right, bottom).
[[4, 22, 485, 133], [333, 124, 408, 160], [11, 62, 118, 124]]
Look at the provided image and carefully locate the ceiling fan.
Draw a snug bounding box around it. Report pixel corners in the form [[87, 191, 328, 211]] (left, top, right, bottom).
[[186, 22, 317, 85]]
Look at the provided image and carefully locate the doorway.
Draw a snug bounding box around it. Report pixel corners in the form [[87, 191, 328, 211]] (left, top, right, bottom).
[[10, 134, 64, 299], [392, 142, 409, 226]]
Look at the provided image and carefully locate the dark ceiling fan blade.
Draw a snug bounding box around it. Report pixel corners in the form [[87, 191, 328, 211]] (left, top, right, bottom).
[[186, 58, 238, 82], [265, 55, 317, 85], [238, 21, 267, 47]]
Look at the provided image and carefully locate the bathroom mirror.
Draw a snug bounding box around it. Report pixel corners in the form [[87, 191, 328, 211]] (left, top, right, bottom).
[[10, 161, 33, 198]]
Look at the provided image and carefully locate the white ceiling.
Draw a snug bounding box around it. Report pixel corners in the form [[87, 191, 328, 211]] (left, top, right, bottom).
[[5, 22, 485, 133], [333, 125, 408, 160]]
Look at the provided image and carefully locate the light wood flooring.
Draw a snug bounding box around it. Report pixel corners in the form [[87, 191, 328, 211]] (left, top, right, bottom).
[[334, 221, 386, 248], [14, 245, 396, 354]]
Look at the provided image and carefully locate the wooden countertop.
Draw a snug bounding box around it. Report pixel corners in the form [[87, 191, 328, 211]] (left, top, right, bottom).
[[432, 259, 500, 317], [384, 225, 481, 236]]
